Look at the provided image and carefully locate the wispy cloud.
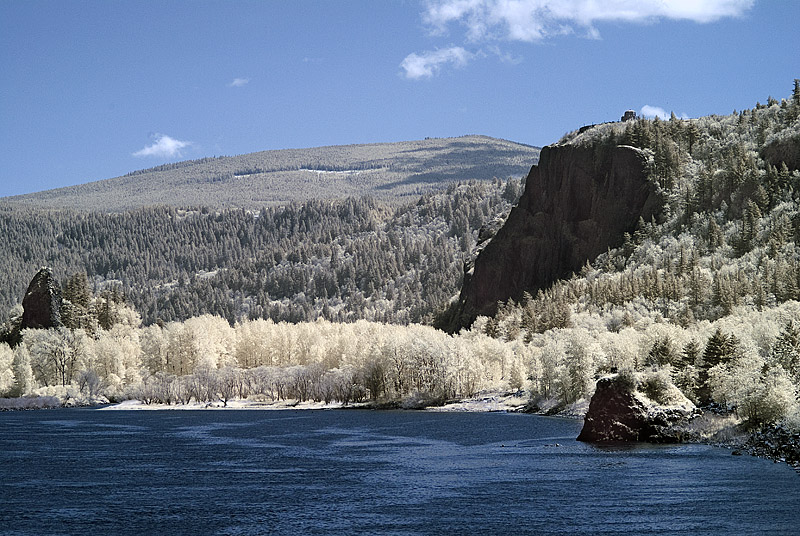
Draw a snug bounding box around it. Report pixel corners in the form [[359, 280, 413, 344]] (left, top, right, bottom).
[[487, 45, 523, 65], [640, 105, 689, 119], [400, 46, 474, 79], [406, 0, 754, 77], [423, 0, 755, 42], [133, 134, 191, 158], [228, 77, 250, 87]]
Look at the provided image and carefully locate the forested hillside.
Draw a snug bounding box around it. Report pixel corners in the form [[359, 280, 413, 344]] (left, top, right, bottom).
[[2, 85, 799, 438], [0, 178, 523, 326], [477, 83, 800, 338], [3, 135, 538, 211], [460, 82, 800, 427]]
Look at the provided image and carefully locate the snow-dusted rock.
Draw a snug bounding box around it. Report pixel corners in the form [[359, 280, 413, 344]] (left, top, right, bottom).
[[577, 372, 699, 443]]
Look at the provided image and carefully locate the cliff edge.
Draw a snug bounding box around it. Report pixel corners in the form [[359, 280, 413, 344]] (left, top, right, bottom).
[[440, 142, 664, 332]]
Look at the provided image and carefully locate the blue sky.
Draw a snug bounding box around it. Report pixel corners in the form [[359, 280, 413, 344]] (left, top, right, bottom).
[[1, 0, 798, 198]]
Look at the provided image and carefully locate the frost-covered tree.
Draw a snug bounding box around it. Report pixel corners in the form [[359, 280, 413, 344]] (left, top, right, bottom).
[[710, 355, 797, 426], [140, 325, 169, 374], [24, 328, 90, 387], [234, 318, 275, 368], [184, 315, 236, 370], [10, 344, 35, 396], [771, 321, 800, 383], [93, 324, 142, 395], [0, 343, 15, 395], [215, 367, 241, 407], [164, 322, 199, 376]]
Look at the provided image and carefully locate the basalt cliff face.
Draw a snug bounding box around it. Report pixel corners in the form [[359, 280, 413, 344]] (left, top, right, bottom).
[[21, 267, 63, 330], [1, 267, 63, 348], [442, 142, 664, 332]]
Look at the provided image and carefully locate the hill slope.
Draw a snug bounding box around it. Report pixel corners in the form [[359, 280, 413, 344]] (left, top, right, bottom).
[[3, 136, 539, 211], [0, 178, 525, 326], [434, 83, 800, 431], [444, 88, 800, 334]]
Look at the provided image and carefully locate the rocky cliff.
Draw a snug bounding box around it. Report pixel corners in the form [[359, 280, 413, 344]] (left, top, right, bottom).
[[1, 267, 63, 347], [441, 142, 664, 332], [21, 267, 63, 330]]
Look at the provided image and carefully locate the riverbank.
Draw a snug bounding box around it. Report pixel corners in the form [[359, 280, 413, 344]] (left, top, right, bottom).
[[663, 410, 800, 473], [0, 395, 61, 410], [101, 391, 533, 412], [743, 425, 800, 472]]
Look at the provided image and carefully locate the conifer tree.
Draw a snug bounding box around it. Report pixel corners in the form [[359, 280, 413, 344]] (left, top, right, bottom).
[[680, 340, 701, 368], [772, 321, 800, 382], [793, 79, 800, 106], [63, 272, 91, 309], [697, 328, 738, 404], [646, 336, 674, 367]]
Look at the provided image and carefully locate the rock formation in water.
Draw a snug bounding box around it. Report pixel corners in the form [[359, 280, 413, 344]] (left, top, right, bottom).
[[21, 267, 63, 330], [577, 373, 699, 443], [440, 142, 664, 332]]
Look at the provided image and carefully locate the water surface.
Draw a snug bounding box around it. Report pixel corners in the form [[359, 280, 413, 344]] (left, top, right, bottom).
[[1, 409, 797, 535]]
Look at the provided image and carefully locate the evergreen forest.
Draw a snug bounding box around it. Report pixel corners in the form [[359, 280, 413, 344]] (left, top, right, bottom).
[[0, 178, 523, 326]]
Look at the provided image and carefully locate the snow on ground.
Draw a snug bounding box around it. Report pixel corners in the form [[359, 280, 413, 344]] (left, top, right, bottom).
[[428, 393, 530, 412], [101, 399, 359, 411], [102, 391, 536, 412]]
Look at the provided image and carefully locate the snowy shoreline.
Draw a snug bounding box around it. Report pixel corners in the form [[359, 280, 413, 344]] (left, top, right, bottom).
[[100, 392, 536, 413]]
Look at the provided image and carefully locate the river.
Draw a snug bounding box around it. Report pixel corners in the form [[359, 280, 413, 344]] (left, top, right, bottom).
[[1, 409, 798, 535]]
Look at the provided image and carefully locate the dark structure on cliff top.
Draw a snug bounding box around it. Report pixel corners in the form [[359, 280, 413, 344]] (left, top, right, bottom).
[[441, 142, 663, 332]]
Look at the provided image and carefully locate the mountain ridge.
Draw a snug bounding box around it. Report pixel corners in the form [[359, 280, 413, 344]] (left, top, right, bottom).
[[3, 135, 540, 212]]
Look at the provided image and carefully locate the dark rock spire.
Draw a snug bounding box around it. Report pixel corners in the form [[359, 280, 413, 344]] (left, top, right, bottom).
[[21, 267, 63, 330]]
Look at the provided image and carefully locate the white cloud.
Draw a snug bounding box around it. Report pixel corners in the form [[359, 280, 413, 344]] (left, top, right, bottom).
[[407, 1, 753, 77], [422, 0, 754, 42], [640, 105, 670, 119], [410, 0, 755, 79], [640, 105, 690, 119], [228, 78, 250, 87], [400, 46, 474, 79], [133, 134, 191, 158]]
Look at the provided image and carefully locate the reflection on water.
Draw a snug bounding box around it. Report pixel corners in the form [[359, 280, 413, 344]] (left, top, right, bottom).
[[1, 408, 798, 535]]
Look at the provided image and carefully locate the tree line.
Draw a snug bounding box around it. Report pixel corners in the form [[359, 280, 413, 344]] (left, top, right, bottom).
[[1, 291, 798, 427]]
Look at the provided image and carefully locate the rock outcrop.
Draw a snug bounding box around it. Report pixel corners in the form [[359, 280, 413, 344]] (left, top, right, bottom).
[[21, 267, 63, 330], [577, 373, 699, 443], [441, 142, 663, 332]]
